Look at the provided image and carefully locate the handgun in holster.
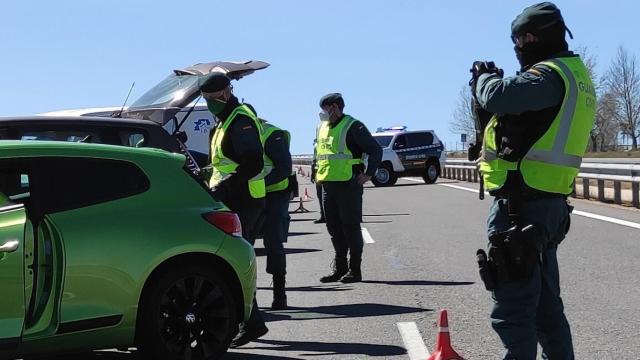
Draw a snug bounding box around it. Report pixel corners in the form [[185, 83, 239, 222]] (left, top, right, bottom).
[[477, 223, 543, 291]]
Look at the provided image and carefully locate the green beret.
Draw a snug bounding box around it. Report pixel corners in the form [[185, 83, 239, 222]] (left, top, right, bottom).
[[198, 72, 230, 92], [319, 93, 343, 107], [511, 2, 569, 37]]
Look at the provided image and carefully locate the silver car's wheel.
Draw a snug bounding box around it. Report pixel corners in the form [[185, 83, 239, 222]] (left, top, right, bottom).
[[372, 164, 397, 187]]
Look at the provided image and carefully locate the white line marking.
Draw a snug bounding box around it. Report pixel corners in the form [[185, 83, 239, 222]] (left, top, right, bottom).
[[436, 183, 640, 230], [403, 177, 424, 183], [438, 183, 487, 194], [361, 227, 375, 244], [573, 210, 640, 230], [397, 322, 430, 360]]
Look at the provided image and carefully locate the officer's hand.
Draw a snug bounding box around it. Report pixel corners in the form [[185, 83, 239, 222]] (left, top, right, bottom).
[[356, 174, 372, 185], [210, 180, 229, 202], [471, 61, 504, 78]]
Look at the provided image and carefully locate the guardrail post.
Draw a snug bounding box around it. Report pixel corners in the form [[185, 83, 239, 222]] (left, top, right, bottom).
[[614, 181, 622, 205], [633, 183, 640, 208], [597, 179, 605, 202], [582, 178, 590, 199], [473, 170, 478, 183]]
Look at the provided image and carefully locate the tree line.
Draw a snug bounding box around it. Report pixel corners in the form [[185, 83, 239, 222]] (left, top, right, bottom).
[[450, 45, 640, 151]]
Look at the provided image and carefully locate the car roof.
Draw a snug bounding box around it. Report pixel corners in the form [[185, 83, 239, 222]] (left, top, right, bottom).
[[373, 130, 436, 136], [0, 115, 162, 127], [0, 140, 182, 162]]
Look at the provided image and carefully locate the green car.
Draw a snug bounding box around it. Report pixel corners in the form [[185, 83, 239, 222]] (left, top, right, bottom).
[[0, 140, 256, 359]]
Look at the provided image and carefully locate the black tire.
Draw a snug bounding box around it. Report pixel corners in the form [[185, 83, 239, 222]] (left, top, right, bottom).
[[372, 163, 398, 187], [137, 264, 238, 360], [422, 160, 439, 184]]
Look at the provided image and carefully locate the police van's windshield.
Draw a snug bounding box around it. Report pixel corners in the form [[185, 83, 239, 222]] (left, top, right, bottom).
[[130, 74, 199, 108], [374, 135, 393, 148]]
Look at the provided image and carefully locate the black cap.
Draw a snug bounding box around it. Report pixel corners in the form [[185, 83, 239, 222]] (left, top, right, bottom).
[[319, 93, 343, 107], [199, 72, 230, 92], [511, 2, 573, 39]]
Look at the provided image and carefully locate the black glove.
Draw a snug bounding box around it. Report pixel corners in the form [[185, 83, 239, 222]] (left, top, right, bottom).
[[211, 178, 230, 203], [469, 61, 504, 92]]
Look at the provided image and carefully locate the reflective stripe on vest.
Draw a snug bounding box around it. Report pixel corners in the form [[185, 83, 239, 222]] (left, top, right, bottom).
[[209, 105, 266, 199], [520, 57, 595, 194], [315, 115, 363, 182], [261, 122, 291, 193], [479, 56, 596, 195]]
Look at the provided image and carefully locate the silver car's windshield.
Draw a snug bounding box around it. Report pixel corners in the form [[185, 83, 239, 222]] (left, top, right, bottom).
[[130, 74, 199, 108]]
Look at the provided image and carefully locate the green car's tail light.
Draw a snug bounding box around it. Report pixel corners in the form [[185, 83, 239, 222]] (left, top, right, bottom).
[[202, 212, 243, 237]]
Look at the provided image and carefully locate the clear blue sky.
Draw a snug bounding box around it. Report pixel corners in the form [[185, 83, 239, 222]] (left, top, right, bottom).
[[1, 0, 636, 154]]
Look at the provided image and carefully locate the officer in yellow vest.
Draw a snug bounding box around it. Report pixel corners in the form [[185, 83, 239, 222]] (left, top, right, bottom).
[[199, 73, 268, 347], [315, 93, 382, 283], [471, 3, 595, 359], [259, 119, 293, 310]]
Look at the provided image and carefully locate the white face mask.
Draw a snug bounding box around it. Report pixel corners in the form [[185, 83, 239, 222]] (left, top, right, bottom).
[[318, 109, 330, 122]]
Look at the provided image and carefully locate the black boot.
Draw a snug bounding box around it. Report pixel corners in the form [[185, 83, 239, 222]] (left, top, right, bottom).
[[229, 299, 268, 348], [320, 257, 348, 283], [340, 258, 362, 283], [271, 274, 287, 310]]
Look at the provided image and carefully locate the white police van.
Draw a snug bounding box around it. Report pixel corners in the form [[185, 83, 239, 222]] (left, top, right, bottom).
[[371, 126, 446, 187], [41, 60, 269, 167]]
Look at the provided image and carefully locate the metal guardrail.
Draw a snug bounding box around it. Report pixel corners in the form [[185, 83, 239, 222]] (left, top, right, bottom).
[[291, 155, 640, 207], [443, 159, 640, 208]]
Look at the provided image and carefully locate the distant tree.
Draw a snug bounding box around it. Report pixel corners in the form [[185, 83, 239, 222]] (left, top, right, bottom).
[[450, 85, 475, 142], [575, 45, 620, 152], [607, 46, 640, 149], [593, 91, 620, 151]]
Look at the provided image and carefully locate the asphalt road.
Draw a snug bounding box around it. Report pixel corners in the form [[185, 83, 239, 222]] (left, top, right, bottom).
[[34, 175, 640, 359]]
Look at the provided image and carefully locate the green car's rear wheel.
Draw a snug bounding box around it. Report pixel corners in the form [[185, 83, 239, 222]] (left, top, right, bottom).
[[138, 265, 238, 360]]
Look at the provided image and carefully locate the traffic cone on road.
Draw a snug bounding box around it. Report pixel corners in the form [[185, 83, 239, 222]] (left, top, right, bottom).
[[292, 196, 310, 213], [303, 188, 313, 201], [427, 309, 465, 360]]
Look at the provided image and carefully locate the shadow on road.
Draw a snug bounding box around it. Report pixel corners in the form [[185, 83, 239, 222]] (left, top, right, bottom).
[[290, 218, 316, 222], [362, 280, 475, 286], [224, 351, 299, 359], [363, 213, 411, 217], [254, 248, 322, 257], [287, 232, 319, 237], [257, 285, 352, 292], [35, 349, 139, 360], [262, 303, 430, 322], [37, 349, 301, 360], [365, 183, 423, 189], [241, 338, 406, 357]]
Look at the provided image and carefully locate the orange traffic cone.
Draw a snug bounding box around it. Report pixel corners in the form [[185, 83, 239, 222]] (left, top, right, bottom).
[[303, 188, 313, 201], [292, 196, 310, 213], [427, 309, 465, 360]]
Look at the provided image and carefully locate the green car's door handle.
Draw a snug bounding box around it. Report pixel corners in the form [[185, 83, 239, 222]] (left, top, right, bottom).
[[0, 240, 19, 253]]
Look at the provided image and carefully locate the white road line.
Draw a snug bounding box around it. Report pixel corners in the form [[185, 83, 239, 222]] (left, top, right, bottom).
[[361, 227, 375, 244], [403, 177, 424, 183], [573, 210, 640, 230], [436, 183, 640, 230], [397, 322, 430, 360]]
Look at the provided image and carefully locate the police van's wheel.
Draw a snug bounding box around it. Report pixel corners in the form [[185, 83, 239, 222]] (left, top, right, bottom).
[[372, 164, 397, 187], [422, 160, 439, 184]]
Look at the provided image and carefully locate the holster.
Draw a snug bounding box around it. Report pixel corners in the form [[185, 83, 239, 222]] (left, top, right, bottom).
[[486, 223, 543, 285]]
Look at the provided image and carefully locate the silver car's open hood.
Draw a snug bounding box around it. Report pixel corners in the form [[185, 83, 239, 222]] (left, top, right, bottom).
[[120, 60, 269, 125]]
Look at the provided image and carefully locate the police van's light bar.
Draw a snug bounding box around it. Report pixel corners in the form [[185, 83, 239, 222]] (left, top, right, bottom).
[[376, 125, 407, 133]]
